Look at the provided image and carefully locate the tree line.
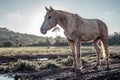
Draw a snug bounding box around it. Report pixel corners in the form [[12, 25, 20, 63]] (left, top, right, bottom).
[[29, 32, 120, 47], [0, 28, 120, 47]]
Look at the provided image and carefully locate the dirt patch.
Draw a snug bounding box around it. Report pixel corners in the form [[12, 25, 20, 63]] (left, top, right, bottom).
[[0, 54, 71, 63]]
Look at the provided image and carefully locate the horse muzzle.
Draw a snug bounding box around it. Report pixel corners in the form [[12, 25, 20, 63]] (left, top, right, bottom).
[[40, 28, 47, 34]]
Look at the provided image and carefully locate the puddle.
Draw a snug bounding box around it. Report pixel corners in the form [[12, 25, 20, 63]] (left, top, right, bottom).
[[36, 58, 49, 61], [0, 74, 54, 80], [0, 74, 14, 80]]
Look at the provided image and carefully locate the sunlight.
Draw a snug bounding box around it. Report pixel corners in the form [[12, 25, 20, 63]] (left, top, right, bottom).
[[39, 25, 65, 38]]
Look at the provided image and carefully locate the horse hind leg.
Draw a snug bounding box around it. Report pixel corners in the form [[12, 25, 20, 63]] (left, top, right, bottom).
[[93, 38, 101, 69]]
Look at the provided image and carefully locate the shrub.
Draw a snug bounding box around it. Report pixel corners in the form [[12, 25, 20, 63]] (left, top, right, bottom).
[[14, 60, 38, 72], [3, 41, 14, 47], [40, 61, 60, 69], [61, 56, 73, 66], [110, 53, 120, 59], [0, 66, 5, 72], [60, 56, 88, 67], [56, 56, 62, 63], [81, 59, 89, 66]]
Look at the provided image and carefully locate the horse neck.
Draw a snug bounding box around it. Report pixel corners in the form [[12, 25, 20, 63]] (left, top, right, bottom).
[[56, 10, 69, 31]]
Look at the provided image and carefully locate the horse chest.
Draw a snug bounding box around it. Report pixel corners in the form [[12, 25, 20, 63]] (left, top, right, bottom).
[[64, 31, 78, 41]]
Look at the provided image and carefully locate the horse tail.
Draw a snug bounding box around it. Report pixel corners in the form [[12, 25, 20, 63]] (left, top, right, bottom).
[[97, 19, 108, 59], [100, 40, 106, 59]]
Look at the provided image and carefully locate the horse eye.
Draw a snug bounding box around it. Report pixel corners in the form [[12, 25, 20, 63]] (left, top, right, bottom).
[[48, 16, 52, 19]]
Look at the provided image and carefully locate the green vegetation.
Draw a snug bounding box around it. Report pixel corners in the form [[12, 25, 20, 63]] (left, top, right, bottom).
[[110, 52, 120, 59], [13, 60, 38, 72], [40, 61, 60, 69], [0, 56, 72, 72], [59, 56, 73, 66]]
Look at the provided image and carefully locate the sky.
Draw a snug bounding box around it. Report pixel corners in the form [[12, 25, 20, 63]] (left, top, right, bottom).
[[0, 0, 120, 37]]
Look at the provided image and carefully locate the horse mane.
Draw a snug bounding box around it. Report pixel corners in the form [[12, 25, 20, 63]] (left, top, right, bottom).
[[56, 10, 75, 16], [54, 9, 83, 32]]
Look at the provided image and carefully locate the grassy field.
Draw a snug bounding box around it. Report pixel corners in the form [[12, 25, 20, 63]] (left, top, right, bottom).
[[0, 46, 119, 79], [0, 46, 119, 56], [0, 46, 71, 56]]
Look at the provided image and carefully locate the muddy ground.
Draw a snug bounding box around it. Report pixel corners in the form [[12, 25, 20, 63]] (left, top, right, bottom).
[[13, 63, 120, 80], [0, 53, 120, 80]]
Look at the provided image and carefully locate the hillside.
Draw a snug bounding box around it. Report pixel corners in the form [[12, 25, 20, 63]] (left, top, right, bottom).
[[0, 27, 48, 47]]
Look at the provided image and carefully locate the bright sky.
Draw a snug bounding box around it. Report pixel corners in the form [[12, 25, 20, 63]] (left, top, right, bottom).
[[0, 0, 120, 37]]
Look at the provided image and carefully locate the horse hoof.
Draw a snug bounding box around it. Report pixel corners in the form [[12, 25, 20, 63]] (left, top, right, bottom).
[[80, 66, 83, 70]]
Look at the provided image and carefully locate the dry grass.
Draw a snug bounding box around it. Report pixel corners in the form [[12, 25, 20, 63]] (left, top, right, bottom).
[[0, 46, 119, 56], [0, 46, 98, 56], [0, 47, 71, 56]]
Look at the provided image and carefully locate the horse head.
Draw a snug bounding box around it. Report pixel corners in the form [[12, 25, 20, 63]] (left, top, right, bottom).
[[40, 6, 58, 34]]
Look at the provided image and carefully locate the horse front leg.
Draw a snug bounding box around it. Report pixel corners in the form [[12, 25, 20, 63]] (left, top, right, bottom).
[[68, 39, 77, 69], [75, 38, 83, 70]]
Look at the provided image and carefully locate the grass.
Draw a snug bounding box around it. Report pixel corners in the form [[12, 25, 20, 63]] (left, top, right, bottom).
[[58, 56, 73, 66], [0, 57, 70, 72], [0, 47, 71, 56], [0, 46, 119, 56], [0, 46, 119, 72], [40, 61, 60, 70]]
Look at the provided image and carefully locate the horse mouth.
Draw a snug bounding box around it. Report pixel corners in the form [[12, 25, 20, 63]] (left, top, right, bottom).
[[41, 30, 47, 34]]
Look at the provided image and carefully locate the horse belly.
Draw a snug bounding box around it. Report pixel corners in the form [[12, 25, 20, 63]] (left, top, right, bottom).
[[81, 33, 99, 42], [81, 26, 100, 41]]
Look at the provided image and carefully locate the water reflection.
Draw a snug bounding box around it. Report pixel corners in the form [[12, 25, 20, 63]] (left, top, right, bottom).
[[0, 74, 14, 80], [36, 58, 48, 61], [0, 74, 53, 80]]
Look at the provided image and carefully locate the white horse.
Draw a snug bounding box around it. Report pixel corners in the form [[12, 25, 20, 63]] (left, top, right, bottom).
[[40, 6, 109, 70]]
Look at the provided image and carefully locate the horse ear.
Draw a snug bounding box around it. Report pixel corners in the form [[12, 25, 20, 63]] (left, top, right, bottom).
[[45, 6, 49, 11], [50, 6, 54, 11]]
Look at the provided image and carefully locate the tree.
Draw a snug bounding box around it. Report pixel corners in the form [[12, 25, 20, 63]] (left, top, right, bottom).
[[0, 35, 6, 41], [52, 27, 60, 38], [46, 38, 51, 48], [3, 41, 14, 47]]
